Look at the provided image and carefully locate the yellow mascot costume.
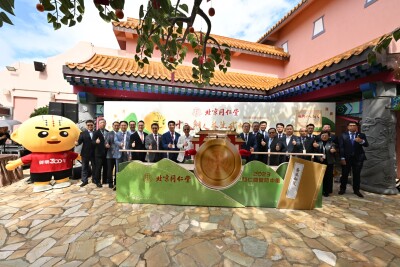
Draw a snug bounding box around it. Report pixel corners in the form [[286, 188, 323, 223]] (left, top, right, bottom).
[[6, 115, 81, 192]]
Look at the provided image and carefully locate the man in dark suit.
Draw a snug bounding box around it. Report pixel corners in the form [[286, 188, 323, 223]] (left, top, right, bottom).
[[299, 127, 316, 161], [75, 120, 95, 187], [239, 122, 255, 163], [92, 118, 108, 188], [306, 123, 317, 139], [275, 123, 286, 139], [130, 120, 148, 162], [162, 120, 181, 162], [338, 122, 369, 198], [145, 123, 164, 162], [276, 124, 302, 163], [266, 128, 280, 166]]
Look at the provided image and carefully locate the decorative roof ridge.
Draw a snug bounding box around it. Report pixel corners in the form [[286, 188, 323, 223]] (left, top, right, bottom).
[[65, 53, 281, 91], [113, 18, 289, 59], [270, 36, 382, 89]]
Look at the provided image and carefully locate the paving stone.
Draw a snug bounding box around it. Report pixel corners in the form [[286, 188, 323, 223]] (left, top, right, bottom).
[[0, 226, 8, 247], [182, 241, 221, 267], [231, 213, 246, 237], [1, 241, 25, 251], [367, 247, 394, 261], [240, 236, 267, 258], [25, 238, 57, 263], [66, 239, 95, 261], [7, 249, 29, 260], [98, 243, 124, 257], [300, 228, 319, 239], [223, 249, 254, 267], [120, 254, 140, 267], [174, 252, 198, 267], [349, 239, 376, 253], [312, 249, 337, 266], [144, 242, 170, 267], [44, 244, 68, 257], [94, 236, 115, 252], [283, 247, 315, 264], [110, 250, 131, 265]]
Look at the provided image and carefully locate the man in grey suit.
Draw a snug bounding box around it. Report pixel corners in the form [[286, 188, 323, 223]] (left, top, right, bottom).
[[116, 121, 131, 163], [105, 121, 120, 189], [145, 123, 164, 162]]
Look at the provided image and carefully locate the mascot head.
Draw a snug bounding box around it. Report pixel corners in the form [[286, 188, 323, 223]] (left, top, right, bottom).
[[11, 115, 80, 152]]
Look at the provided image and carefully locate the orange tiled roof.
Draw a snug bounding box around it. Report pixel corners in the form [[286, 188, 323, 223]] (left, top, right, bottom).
[[257, 0, 309, 43], [270, 37, 381, 89], [66, 54, 280, 91], [113, 18, 289, 59]]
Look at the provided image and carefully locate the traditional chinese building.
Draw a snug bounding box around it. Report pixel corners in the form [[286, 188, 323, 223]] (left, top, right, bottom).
[[1, 0, 399, 193]]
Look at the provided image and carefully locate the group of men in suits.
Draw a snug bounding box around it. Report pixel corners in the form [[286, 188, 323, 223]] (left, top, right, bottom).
[[75, 119, 186, 190], [240, 121, 369, 198], [75, 119, 137, 190]]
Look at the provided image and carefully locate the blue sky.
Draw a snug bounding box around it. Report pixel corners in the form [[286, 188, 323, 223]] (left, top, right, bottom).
[[0, 0, 298, 68]]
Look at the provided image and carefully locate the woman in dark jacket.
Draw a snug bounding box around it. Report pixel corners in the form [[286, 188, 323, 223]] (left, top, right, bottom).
[[315, 131, 337, 197]]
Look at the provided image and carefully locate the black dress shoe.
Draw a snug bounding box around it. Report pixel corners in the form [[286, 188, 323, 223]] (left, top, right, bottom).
[[113, 186, 116, 191], [354, 191, 364, 198], [26, 177, 33, 184], [338, 190, 345, 195], [109, 184, 114, 189], [323, 192, 329, 197], [96, 183, 103, 188], [80, 181, 88, 187]]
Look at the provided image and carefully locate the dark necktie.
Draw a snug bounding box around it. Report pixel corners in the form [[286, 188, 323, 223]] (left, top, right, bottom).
[[350, 133, 355, 145], [245, 133, 248, 143]]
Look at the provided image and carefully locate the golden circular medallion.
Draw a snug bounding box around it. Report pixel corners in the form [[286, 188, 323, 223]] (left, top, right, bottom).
[[194, 138, 242, 190]]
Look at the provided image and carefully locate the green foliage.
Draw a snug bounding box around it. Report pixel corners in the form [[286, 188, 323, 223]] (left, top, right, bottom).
[[0, 0, 231, 87], [30, 105, 49, 118], [135, 0, 231, 86], [368, 27, 400, 65], [0, 0, 14, 27]]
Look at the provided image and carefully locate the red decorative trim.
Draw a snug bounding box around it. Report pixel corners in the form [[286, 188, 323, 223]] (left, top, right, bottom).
[[283, 71, 393, 102]]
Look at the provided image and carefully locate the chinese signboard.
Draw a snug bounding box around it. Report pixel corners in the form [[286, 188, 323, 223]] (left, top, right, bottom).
[[104, 101, 335, 133]]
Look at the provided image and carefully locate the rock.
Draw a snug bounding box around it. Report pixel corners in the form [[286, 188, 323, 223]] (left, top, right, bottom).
[[241, 237, 267, 258], [312, 249, 337, 266]]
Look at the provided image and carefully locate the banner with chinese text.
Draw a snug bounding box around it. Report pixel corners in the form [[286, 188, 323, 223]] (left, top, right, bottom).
[[104, 101, 335, 134]]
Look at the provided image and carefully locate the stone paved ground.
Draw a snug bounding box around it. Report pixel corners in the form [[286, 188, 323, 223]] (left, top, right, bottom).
[[0, 175, 399, 267]]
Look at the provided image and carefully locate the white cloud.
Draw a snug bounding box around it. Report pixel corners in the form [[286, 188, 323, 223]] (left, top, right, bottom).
[[0, 0, 297, 68]]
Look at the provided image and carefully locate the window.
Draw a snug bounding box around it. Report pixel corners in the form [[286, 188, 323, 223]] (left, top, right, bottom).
[[364, 0, 378, 8], [312, 16, 325, 39], [281, 41, 288, 53]]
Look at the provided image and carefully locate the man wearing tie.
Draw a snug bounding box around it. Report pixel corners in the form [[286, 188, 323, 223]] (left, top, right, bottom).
[[116, 121, 130, 163], [339, 122, 369, 198], [130, 120, 148, 162], [299, 127, 315, 161], [145, 123, 164, 162], [239, 122, 255, 163], [162, 120, 181, 162], [267, 128, 280, 166], [306, 123, 316, 138], [255, 121, 268, 163], [276, 124, 302, 163], [92, 118, 108, 188], [276, 123, 285, 139], [75, 120, 95, 187], [105, 121, 120, 189]]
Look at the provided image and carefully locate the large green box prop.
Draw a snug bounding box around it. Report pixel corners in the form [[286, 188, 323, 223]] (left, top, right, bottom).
[[116, 159, 323, 208]]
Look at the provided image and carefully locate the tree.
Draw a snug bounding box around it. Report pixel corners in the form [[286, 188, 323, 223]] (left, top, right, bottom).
[[0, 0, 231, 86], [368, 28, 400, 64], [30, 106, 49, 118]]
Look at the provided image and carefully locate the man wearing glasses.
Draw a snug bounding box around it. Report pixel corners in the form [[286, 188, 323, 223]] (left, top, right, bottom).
[[145, 123, 164, 162], [75, 120, 95, 187], [267, 128, 280, 166], [176, 124, 193, 162], [338, 122, 369, 198]]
